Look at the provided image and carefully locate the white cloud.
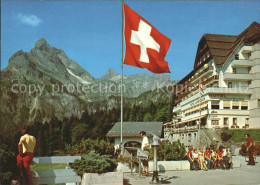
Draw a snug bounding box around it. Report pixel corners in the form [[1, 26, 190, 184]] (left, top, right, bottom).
[[18, 13, 42, 27]]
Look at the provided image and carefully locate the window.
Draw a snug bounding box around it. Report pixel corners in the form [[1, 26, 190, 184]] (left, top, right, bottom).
[[245, 118, 249, 124], [241, 101, 248, 110], [223, 101, 230, 109], [224, 118, 229, 126], [241, 106, 248, 110], [228, 82, 232, 88], [211, 101, 220, 109], [233, 118, 237, 126], [258, 99, 260, 108], [232, 101, 239, 109], [235, 54, 239, 60], [233, 68, 237, 74], [211, 120, 219, 125]]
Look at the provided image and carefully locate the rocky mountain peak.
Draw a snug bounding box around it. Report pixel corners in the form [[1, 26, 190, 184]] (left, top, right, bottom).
[[34, 38, 51, 50], [101, 68, 119, 80], [106, 68, 117, 77]]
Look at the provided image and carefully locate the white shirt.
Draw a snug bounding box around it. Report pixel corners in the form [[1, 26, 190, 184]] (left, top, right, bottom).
[[223, 149, 227, 156], [141, 136, 149, 151]]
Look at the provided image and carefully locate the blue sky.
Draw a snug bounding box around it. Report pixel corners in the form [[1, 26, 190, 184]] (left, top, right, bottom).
[[1, 1, 260, 80]]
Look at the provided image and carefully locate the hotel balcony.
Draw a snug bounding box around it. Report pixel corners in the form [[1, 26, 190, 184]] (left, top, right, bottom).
[[240, 45, 252, 54], [223, 73, 252, 81], [176, 75, 218, 102], [172, 125, 198, 134], [205, 87, 252, 95], [208, 109, 249, 116], [190, 66, 214, 85], [231, 60, 252, 67], [173, 105, 181, 113], [181, 109, 208, 122], [176, 66, 214, 93]]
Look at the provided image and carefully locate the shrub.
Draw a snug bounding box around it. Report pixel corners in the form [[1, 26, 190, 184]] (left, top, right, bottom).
[[221, 132, 233, 142], [70, 151, 117, 176], [65, 138, 115, 157], [150, 140, 186, 161], [0, 144, 17, 185], [117, 155, 139, 168]]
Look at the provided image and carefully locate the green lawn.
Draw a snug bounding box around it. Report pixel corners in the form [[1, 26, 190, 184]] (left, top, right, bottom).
[[222, 129, 260, 143]]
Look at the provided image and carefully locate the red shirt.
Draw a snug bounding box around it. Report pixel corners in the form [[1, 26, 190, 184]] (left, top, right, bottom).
[[187, 150, 192, 159], [247, 137, 253, 147], [204, 151, 211, 158], [217, 149, 223, 157]]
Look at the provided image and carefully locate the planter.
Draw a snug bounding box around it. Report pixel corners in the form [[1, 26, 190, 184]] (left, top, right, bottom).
[[81, 172, 123, 185], [117, 163, 139, 173]]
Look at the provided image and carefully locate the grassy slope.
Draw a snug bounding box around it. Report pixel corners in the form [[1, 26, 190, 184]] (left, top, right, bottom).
[[223, 129, 260, 143]]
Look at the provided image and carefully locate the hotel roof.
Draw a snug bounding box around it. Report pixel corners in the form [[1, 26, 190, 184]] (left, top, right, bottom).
[[106, 122, 163, 138], [177, 21, 260, 86]]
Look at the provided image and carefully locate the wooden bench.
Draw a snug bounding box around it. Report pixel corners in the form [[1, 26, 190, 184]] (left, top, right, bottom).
[[32, 156, 81, 185]]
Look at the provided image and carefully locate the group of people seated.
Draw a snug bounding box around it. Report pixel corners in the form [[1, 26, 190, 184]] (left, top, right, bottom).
[[187, 145, 233, 171]]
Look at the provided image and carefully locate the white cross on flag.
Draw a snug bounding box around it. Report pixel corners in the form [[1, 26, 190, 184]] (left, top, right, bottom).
[[123, 3, 171, 74]]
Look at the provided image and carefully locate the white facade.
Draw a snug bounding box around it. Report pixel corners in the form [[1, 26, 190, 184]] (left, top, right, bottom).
[[172, 39, 260, 131]]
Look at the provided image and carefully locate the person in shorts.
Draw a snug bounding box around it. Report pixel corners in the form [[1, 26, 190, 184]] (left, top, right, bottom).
[[140, 131, 150, 176]]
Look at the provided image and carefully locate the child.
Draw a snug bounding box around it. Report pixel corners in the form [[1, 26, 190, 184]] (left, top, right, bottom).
[[211, 147, 217, 169], [192, 149, 199, 170], [198, 147, 208, 171], [226, 148, 233, 169]]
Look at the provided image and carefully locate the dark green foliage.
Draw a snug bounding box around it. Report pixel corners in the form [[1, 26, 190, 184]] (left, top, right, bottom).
[[150, 140, 186, 161], [0, 87, 176, 184], [65, 138, 115, 157], [221, 132, 233, 142], [0, 144, 18, 185], [70, 151, 117, 176]]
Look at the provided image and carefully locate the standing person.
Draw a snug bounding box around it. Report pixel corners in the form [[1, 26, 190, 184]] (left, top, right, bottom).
[[140, 131, 150, 176], [223, 146, 229, 169], [187, 146, 194, 171], [17, 126, 36, 185], [245, 134, 255, 165]]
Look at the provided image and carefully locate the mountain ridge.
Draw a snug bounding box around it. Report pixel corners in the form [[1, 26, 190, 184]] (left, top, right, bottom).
[[1, 38, 177, 132]]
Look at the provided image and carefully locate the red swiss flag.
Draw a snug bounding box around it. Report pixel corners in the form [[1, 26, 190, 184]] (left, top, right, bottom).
[[123, 3, 171, 74]]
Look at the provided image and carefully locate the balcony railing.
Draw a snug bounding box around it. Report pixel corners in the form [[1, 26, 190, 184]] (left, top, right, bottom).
[[176, 75, 218, 102], [240, 46, 252, 54], [205, 87, 252, 95], [176, 66, 214, 93], [231, 60, 252, 67], [223, 73, 252, 81]]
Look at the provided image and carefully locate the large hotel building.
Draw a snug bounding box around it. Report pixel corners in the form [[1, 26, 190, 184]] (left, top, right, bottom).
[[166, 22, 260, 145]]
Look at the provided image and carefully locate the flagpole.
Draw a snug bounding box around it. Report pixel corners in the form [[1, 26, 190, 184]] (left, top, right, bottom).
[[120, 0, 124, 155], [199, 79, 201, 147]]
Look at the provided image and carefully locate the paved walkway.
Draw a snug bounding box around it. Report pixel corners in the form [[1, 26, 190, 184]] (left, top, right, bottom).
[[124, 156, 260, 185]]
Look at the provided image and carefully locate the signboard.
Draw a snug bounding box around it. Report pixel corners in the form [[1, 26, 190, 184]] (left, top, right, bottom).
[[190, 97, 206, 106]]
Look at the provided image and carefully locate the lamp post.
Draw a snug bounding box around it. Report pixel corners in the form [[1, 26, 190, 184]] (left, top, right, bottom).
[[150, 140, 160, 184]]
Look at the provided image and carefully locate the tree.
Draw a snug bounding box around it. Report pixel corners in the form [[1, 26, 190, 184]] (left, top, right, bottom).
[[143, 112, 153, 122]]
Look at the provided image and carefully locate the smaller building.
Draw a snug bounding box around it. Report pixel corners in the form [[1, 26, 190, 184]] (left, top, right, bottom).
[[106, 122, 163, 149]]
